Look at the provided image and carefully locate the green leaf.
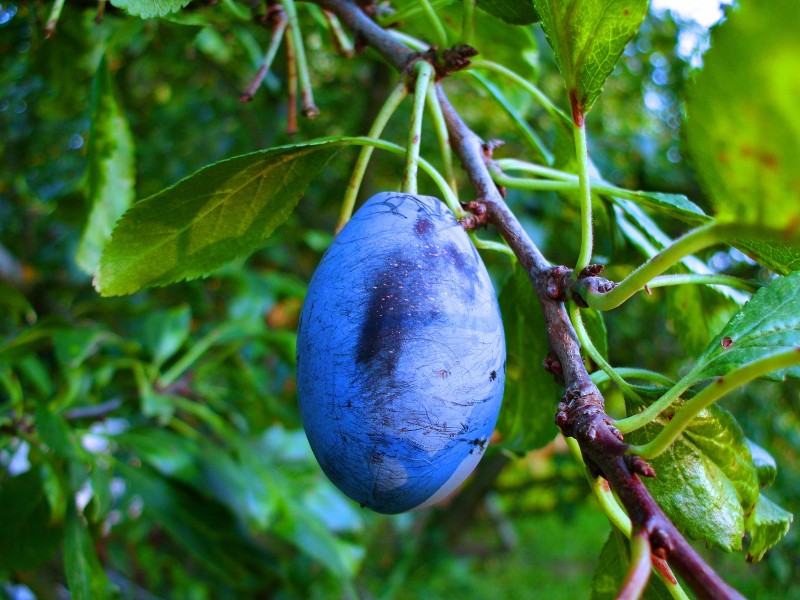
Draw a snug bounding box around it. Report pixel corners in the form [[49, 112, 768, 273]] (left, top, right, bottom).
[[96, 138, 349, 296], [689, 271, 800, 383], [0, 470, 62, 571], [497, 266, 561, 452], [139, 304, 192, 366], [581, 307, 608, 361], [591, 530, 673, 600], [53, 328, 115, 369], [600, 189, 711, 227], [746, 494, 793, 562], [626, 395, 759, 551], [64, 509, 114, 600], [665, 269, 741, 358], [109, 0, 192, 19], [477, 0, 539, 25], [747, 439, 777, 488], [533, 0, 648, 117], [734, 239, 800, 276], [685, 0, 800, 238], [76, 56, 136, 275], [35, 405, 87, 461]]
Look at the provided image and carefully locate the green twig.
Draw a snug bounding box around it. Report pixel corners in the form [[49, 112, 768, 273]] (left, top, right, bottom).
[[618, 530, 653, 600], [494, 158, 576, 181], [645, 274, 759, 293], [426, 83, 458, 195], [468, 60, 571, 126], [349, 136, 461, 217], [323, 9, 355, 57], [241, 16, 289, 102], [573, 118, 594, 275], [45, 0, 66, 37], [492, 169, 578, 192], [419, 0, 448, 50], [628, 349, 800, 459], [402, 61, 435, 194], [569, 303, 640, 401], [580, 223, 771, 311], [337, 82, 408, 230], [591, 368, 675, 388], [470, 234, 515, 258], [468, 72, 553, 164], [459, 0, 476, 46], [282, 0, 319, 118]]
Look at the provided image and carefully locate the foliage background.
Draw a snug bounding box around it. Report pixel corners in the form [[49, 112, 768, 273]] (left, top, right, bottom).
[[0, 1, 797, 598]]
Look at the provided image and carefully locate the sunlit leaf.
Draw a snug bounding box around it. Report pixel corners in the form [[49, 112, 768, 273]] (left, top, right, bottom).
[[110, 0, 192, 19], [76, 56, 136, 274], [626, 394, 759, 551], [533, 0, 648, 117], [746, 494, 793, 562], [747, 439, 777, 487], [96, 138, 350, 296], [688, 271, 800, 383], [685, 0, 800, 237]]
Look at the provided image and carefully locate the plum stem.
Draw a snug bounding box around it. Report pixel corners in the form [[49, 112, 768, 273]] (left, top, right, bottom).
[[401, 60, 434, 195], [337, 82, 408, 231]]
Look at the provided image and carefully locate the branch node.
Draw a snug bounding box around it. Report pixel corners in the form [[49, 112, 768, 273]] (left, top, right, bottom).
[[545, 265, 573, 301], [459, 201, 489, 231], [543, 353, 563, 380], [648, 524, 674, 560], [625, 454, 657, 478]]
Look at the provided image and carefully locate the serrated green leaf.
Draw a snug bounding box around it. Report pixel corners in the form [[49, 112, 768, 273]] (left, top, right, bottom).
[[747, 494, 793, 562], [688, 271, 800, 383], [685, 0, 800, 237], [747, 439, 777, 488], [96, 138, 350, 296], [497, 266, 561, 452], [591, 530, 673, 600], [734, 239, 800, 276], [626, 394, 759, 551], [110, 0, 191, 19], [477, 0, 539, 25], [64, 509, 114, 600], [533, 0, 648, 117], [76, 56, 136, 275]]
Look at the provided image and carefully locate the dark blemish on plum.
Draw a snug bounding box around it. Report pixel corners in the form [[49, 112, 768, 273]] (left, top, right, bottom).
[[415, 217, 434, 236], [437, 369, 450, 379], [490, 370, 497, 381]]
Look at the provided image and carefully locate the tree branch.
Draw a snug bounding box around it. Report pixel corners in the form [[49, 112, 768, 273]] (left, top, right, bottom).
[[313, 2, 745, 598]]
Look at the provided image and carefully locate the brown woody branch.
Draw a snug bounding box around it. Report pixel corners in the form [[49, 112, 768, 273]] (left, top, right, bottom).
[[312, 2, 745, 598]]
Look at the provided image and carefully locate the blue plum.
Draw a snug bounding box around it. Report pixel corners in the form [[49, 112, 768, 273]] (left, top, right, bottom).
[[296, 192, 506, 514]]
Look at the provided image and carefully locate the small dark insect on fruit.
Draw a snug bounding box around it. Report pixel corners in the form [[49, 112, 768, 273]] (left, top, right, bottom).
[[296, 192, 506, 514]]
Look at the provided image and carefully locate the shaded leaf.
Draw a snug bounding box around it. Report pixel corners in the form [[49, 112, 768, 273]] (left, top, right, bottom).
[[746, 494, 793, 562], [533, 0, 648, 116], [591, 530, 672, 600], [581, 307, 608, 361], [109, 0, 192, 19], [685, 0, 800, 238], [96, 138, 350, 296], [626, 394, 759, 551], [139, 304, 192, 366], [76, 56, 136, 274], [665, 269, 741, 358], [689, 271, 800, 383], [477, 0, 539, 25], [0, 470, 62, 571], [64, 509, 114, 600], [497, 266, 560, 452]]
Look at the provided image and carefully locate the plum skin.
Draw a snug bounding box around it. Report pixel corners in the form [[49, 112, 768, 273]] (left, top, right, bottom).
[[296, 192, 506, 514]]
